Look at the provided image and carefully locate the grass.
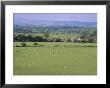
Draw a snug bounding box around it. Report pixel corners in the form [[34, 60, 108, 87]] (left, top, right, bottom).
[[49, 33, 80, 39], [13, 42, 97, 75]]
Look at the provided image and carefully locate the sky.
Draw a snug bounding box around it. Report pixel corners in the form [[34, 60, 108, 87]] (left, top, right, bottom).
[[14, 13, 97, 22]]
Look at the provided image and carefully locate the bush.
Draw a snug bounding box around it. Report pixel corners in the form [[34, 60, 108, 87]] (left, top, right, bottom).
[[15, 45, 21, 47], [81, 39, 88, 43], [54, 37, 62, 42], [21, 42, 26, 47], [33, 43, 38, 46]]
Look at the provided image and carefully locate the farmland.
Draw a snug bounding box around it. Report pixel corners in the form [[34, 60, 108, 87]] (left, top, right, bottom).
[[13, 13, 97, 75], [13, 42, 97, 75]]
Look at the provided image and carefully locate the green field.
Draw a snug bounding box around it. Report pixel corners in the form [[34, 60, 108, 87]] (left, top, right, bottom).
[[20, 33, 80, 39], [14, 42, 97, 75]]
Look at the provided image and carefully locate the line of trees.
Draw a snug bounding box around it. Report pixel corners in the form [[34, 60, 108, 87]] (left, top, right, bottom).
[[14, 34, 64, 42], [14, 34, 44, 42], [14, 30, 97, 43]]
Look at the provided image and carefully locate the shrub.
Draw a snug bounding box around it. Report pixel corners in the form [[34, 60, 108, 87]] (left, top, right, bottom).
[[33, 43, 38, 46], [21, 42, 26, 47], [15, 45, 21, 47]]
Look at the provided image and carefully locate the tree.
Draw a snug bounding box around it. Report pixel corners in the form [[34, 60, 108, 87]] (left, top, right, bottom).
[[54, 37, 62, 42], [26, 35, 33, 42], [80, 29, 97, 43], [15, 34, 26, 42], [88, 37, 95, 43], [33, 36, 44, 42]]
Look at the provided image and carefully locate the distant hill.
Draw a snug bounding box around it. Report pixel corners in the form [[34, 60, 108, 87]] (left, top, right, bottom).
[[14, 20, 97, 34], [14, 19, 96, 27]]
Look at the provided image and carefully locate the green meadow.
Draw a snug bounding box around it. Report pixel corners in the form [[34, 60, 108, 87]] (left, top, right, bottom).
[[13, 42, 97, 75]]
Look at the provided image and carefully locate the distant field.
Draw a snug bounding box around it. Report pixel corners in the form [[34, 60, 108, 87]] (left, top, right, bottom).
[[49, 33, 80, 39], [13, 42, 97, 75], [18, 33, 80, 39]]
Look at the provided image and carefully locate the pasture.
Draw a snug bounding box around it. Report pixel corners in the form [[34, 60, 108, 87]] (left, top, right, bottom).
[[13, 42, 97, 75], [17, 33, 80, 39]]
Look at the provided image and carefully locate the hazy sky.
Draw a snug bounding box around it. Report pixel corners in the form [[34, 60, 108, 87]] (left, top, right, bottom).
[[14, 13, 97, 22]]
